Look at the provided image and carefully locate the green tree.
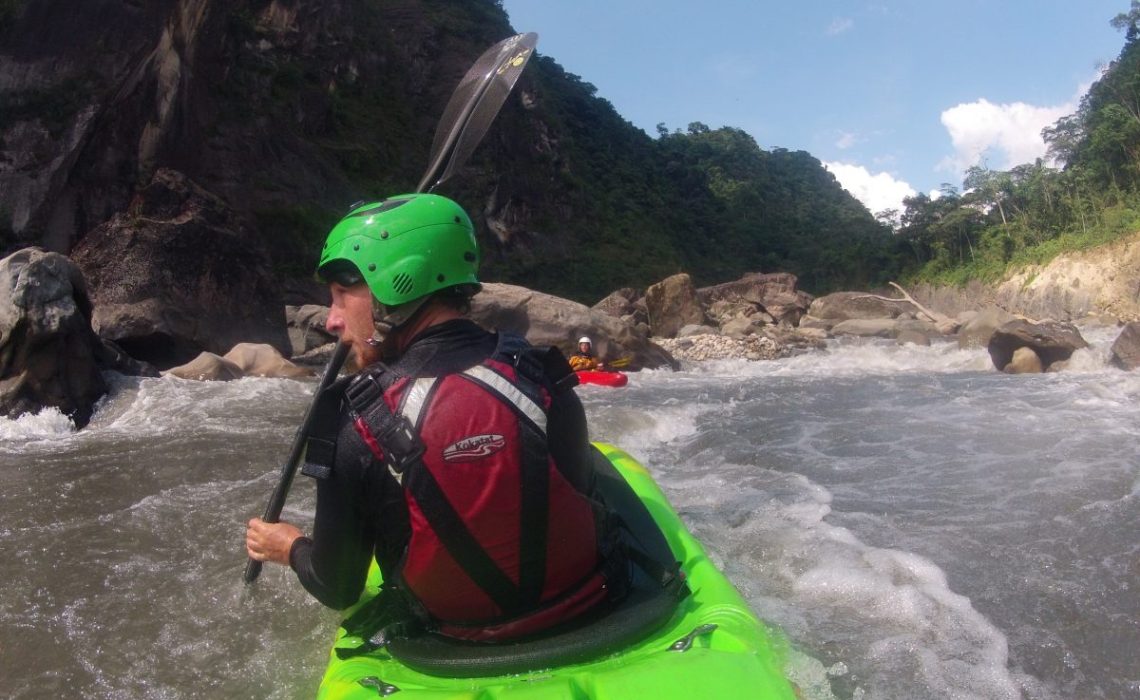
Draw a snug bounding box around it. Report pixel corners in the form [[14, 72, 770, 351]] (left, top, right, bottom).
[[963, 162, 1012, 225]]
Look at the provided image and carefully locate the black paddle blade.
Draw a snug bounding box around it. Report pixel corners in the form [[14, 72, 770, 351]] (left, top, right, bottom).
[[417, 32, 538, 192]]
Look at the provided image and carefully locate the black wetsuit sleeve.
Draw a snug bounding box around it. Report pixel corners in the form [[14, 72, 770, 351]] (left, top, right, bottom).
[[546, 385, 594, 495], [289, 419, 377, 610]]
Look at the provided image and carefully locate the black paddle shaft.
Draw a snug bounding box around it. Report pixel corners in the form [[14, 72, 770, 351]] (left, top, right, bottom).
[[244, 33, 538, 585], [243, 340, 349, 583]]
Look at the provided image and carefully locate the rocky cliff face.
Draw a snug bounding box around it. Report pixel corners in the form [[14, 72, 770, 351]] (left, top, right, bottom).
[[0, 0, 530, 362], [912, 230, 1140, 322], [0, 0, 521, 259]]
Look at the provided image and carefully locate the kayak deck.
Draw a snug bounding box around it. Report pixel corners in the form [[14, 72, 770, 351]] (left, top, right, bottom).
[[316, 443, 795, 699]]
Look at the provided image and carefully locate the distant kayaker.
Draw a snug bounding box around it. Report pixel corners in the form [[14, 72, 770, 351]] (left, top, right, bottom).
[[568, 335, 605, 371], [245, 194, 627, 642]]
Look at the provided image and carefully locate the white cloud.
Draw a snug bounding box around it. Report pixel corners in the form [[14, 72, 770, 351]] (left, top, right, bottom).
[[835, 131, 857, 150], [824, 161, 917, 215], [937, 97, 1074, 176], [826, 17, 854, 36]]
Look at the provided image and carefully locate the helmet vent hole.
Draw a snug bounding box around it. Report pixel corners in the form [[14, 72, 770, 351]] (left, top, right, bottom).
[[392, 273, 414, 296], [368, 263, 376, 272], [464, 251, 476, 262], [437, 274, 445, 282]]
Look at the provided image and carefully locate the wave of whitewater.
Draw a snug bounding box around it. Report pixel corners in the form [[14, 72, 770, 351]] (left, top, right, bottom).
[[2, 327, 1136, 699]]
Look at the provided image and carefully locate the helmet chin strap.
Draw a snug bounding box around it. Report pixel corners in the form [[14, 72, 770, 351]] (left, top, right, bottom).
[[367, 295, 432, 350]]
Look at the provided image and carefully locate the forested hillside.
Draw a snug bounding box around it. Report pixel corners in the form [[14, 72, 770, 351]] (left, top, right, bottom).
[[0, 0, 896, 304], [894, 2, 1140, 287]]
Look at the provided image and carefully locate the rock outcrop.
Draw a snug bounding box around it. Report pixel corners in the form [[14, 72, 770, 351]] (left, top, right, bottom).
[[167, 342, 312, 380], [1110, 322, 1140, 370], [224, 343, 313, 378], [165, 352, 245, 382], [987, 320, 1089, 373], [644, 274, 708, 339], [70, 169, 289, 369], [697, 272, 813, 327], [470, 282, 677, 370], [800, 291, 912, 330], [286, 304, 335, 358], [911, 231, 1140, 323], [958, 307, 1017, 348], [0, 248, 157, 427]]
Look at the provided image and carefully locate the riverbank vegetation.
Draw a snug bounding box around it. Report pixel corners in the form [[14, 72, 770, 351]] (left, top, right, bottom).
[[891, 3, 1140, 288]]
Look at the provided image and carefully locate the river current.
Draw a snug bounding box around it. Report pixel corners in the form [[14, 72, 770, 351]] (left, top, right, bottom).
[[1, 328, 1137, 699]]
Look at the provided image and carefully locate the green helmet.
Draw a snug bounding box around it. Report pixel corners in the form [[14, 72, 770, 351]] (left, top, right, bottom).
[[316, 193, 480, 307]]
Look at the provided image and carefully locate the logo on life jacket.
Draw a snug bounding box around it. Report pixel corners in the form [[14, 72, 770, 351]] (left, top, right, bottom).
[[442, 433, 506, 462]]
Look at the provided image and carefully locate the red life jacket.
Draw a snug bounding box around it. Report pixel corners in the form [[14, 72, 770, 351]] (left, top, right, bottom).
[[343, 334, 609, 641]]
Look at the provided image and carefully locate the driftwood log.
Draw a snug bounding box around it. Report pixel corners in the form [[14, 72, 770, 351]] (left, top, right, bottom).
[[857, 282, 959, 335]]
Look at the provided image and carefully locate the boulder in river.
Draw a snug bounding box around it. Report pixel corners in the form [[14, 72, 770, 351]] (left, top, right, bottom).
[[592, 287, 647, 326], [800, 291, 911, 330], [697, 272, 813, 328], [286, 305, 335, 359], [987, 319, 1088, 373], [470, 282, 677, 371], [165, 352, 245, 382], [70, 169, 289, 369], [958, 307, 1017, 349], [1109, 322, 1140, 371], [1004, 346, 1044, 374], [644, 273, 709, 339], [0, 248, 157, 427], [223, 343, 314, 378]]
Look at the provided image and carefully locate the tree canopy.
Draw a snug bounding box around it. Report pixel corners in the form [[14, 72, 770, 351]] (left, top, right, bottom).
[[892, 6, 1140, 287]]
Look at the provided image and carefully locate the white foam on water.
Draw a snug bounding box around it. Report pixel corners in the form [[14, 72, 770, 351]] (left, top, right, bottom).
[[649, 450, 1029, 700], [683, 338, 994, 379], [583, 399, 708, 454], [95, 374, 311, 438], [1, 373, 314, 456], [0, 407, 76, 445]]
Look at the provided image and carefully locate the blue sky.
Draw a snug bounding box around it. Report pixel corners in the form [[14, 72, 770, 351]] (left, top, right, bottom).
[[499, 1, 1129, 216]]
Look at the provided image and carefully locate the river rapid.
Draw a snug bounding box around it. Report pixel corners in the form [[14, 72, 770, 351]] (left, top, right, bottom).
[[1, 328, 1137, 699]]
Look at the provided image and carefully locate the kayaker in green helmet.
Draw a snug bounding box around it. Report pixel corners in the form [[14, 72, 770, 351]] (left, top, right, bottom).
[[245, 194, 629, 642]]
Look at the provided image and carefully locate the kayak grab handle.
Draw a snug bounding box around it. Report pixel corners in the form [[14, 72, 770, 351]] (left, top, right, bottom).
[[668, 623, 718, 652], [357, 676, 400, 696]]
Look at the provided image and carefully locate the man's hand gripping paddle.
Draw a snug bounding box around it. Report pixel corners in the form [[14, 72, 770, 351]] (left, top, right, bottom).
[[244, 32, 538, 584]]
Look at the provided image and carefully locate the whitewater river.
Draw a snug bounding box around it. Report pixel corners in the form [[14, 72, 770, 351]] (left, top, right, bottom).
[[1, 328, 1137, 699]]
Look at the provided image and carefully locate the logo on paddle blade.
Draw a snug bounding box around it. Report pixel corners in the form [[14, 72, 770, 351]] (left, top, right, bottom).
[[442, 434, 506, 462], [498, 47, 533, 74]]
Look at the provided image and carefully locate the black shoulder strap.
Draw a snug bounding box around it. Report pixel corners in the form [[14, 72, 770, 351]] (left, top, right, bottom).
[[343, 367, 424, 482], [492, 332, 579, 394], [300, 375, 353, 480], [343, 364, 529, 617]]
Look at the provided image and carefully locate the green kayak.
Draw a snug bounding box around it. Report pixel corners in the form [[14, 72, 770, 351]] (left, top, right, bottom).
[[316, 442, 797, 699]]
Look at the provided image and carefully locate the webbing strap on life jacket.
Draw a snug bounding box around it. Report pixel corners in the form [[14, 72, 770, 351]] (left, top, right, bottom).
[[343, 370, 425, 485], [462, 364, 548, 432], [338, 334, 608, 637], [343, 362, 551, 618], [402, 436, 531, 617], [456, 364, 552, 608]]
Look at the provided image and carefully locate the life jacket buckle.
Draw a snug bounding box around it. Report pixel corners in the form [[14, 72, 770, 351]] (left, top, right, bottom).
[[345, 371, 386, 410], [376, 413, 424, 479]]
